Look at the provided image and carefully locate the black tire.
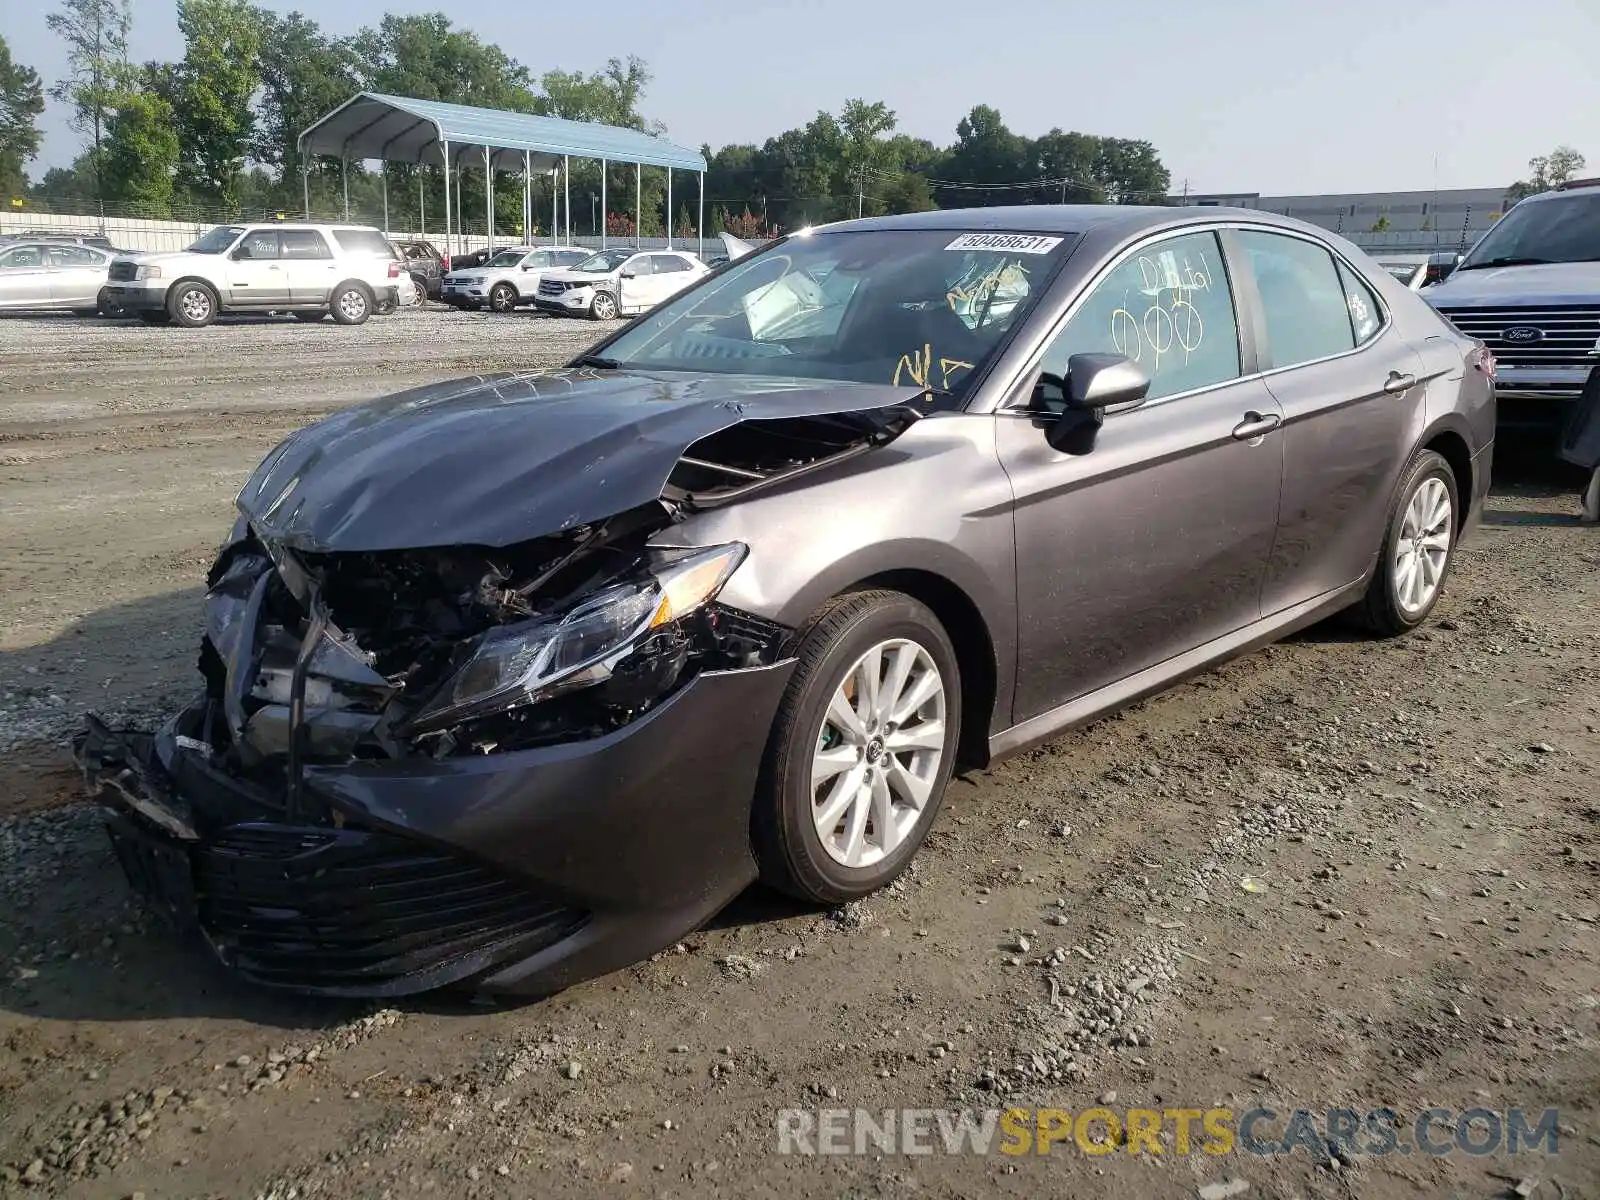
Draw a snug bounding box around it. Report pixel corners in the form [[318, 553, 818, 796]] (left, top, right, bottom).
[[167, 280, 218, 328], [489, 282, 518, 314], [292, 312, 324, 323], [1349, 449, 1460, 637], [137, 311, 170, 325], [589, 289, 617, 320], [329, 282, 372, 326], [753, 590, 961, 904]]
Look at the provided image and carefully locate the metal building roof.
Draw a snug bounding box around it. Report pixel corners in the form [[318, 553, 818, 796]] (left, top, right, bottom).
[[299, 92, 707, 173]]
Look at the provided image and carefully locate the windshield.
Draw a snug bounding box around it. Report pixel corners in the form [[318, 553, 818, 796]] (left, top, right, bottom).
[[1459, 193, 1600, 269], [188, 225, 245, 255], [575, 249, 632, 273], [488, 249, 528, 268], [595, 229, 1075, 398]]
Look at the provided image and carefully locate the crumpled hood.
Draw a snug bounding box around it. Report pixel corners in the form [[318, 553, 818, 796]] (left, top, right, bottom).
[[236, 368, 922, 552], [1424, 261, 1600, 307]]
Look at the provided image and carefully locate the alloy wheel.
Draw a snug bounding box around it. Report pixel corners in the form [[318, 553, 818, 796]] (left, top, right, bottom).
[[1393, 476, 1452, 615], [339, 289, 368, 322], [180, 288, 212, 324], [809, 638, 946, 869], [592, 291, 617, 320]]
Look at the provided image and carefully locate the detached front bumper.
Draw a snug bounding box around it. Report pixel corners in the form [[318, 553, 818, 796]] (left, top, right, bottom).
[[103, 283, 168, 313], [76, 659, 793, 998]]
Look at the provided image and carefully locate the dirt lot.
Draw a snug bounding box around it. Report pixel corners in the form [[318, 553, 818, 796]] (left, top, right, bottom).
[[1, 310, 1597, 1200]]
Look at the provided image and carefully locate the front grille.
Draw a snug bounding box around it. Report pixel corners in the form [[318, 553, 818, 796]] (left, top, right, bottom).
[[1435, 305, 1600, 369], [539, 279, 570, 295], [194, 823, 586, 995], [108, 261, 137, 282]]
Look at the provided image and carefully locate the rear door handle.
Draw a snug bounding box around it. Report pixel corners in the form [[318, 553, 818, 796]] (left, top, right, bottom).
[[1383, 370, 1417, 394], [1232, 411, 1282, 440]]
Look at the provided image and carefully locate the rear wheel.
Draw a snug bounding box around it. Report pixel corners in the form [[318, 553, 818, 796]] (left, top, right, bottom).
[[408, 275, 428, 306], [754, 591, 961, 904], [1350, 449, 1459, 636], [168, 281, 217, 328], [489, 282, 518, 313], [329, 283, 371, 326], [589, 289, 617, 320]]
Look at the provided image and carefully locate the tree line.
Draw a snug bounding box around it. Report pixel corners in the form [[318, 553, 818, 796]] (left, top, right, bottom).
[[0, 2, 1172, 237]]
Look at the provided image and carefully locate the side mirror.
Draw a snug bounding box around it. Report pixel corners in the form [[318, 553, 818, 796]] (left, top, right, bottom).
[[230, 247, 249, 261], [619, 270, 636, 280], [1065, 353, 1150, 411], [1040, 354, 1150, 455]]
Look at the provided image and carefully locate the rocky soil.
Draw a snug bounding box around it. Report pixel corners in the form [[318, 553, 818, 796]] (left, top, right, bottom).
[[1, 311, 1596, 1199]]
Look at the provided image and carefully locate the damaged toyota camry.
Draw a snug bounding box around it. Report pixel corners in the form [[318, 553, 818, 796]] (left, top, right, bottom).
[[76, 206, 1496, 998]]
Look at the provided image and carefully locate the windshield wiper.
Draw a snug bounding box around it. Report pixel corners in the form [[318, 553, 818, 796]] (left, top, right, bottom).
[[574, 354, 622, 370], [1457, 256, 1552, 271]]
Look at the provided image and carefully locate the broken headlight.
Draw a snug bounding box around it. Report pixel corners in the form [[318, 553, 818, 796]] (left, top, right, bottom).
[[405, 543, 747, 733]]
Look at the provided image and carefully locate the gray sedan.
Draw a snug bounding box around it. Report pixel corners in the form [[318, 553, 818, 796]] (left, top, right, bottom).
[[0, 241, 115, 313]]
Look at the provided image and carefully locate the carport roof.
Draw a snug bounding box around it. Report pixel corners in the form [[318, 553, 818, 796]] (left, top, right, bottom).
[[299, 92, 707, 174]]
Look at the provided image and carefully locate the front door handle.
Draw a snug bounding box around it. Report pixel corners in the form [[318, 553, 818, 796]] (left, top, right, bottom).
[[1383, 370, 1417, 394], [1232, 411, 1282, 441]]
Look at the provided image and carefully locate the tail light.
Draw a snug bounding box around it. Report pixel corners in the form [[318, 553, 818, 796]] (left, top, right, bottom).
[[1470, 341, 1496, 380], [388, 262, 401, 278]]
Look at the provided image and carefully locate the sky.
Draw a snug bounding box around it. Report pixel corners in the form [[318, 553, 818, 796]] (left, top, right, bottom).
[[9, 0, 1600, 197]]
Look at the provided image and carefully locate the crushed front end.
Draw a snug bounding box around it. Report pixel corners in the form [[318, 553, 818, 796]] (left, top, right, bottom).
[[76, 508, 795, 998]]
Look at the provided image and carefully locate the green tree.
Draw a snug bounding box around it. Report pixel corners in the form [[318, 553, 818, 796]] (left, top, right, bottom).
[[1092, 137, 1170, 203], [539, 56, 653, 129], [45, 0, 133, 216], [171, 0, 262, 210], [0, 35, 46, 197], [101, 72, 179, 215], [942, 105, 1028, 207], [253, 9, 357, 207], [349, 13, 534, 109], [1506, 144, 1586, 203]]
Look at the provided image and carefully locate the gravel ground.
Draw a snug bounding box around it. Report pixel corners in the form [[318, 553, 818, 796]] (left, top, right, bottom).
[[1, 310, 1597, 1199]]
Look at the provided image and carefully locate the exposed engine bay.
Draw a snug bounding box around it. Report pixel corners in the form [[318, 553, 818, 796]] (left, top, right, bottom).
[[188, 407, 918, 797]]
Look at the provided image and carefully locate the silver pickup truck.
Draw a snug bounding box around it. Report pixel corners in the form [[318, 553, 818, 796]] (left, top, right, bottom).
[[1422, 178, 1600, 431]]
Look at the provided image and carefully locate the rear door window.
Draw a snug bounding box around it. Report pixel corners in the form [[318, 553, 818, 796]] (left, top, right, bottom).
[[280, 230, 333, 260], [651, 254, 693, 273], [1236, 230, 1357, 369], [1336, 260, 1385, 345]]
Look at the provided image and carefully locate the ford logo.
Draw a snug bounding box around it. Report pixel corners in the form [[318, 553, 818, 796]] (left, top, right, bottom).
[[1502, 326, 1544, 344]]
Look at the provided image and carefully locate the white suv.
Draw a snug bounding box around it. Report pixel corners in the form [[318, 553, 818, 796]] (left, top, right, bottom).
[[441, 245, 593, 313], [534, 247, 709, 320], [105, 223, 403, 328]]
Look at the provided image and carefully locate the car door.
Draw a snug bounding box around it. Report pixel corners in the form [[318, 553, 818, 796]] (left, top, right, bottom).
[[649, 254, 698, 306], [515, 251, 551, 294], [45, 244, 109, 307], [224, 229, 289, 306], [994, 228, 1286, 721], [616, 254, 655, 312], [1231, 229, 1426, 614], [0, 244, 52, 308], [278, 229, 337, 305]]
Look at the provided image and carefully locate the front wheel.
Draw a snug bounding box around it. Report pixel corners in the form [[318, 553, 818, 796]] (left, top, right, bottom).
[[754, 591, 961, 904], [168, 282, 217, 328], [588, 289, 617, 320], [489, 282, 519, 313], [1350, 449, 1459, 636]]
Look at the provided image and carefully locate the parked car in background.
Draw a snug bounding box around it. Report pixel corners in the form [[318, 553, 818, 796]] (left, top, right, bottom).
[[0, 240, 116, 314], [393, 239, 445, 301], [444, 246, 516, 272], [534, 247, 709, 319], [105, 223, 402, 327], [441, 245, 592, 312], [1, 229, 120, 252], [76, 205, 1494, 999], [1377, 252, 1460, 291], [1422, 177, 1600, 429]]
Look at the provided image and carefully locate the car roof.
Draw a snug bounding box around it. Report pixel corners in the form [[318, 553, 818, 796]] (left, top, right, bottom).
[[809, 203, 1330, 241]]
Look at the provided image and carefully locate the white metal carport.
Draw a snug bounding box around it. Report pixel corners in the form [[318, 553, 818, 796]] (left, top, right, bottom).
[[297, 92, 709, 258]]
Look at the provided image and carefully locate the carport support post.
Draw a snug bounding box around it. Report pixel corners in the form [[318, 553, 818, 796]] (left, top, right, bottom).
[[600, 158, 607, 249], [484, 145, 493, 251], [341, 155, 349, 221], [563, 155, 571, 246], [666, 168, 672, 249], [381, 166, 389, 234], [551, 166, 559, 247], [301, 165, 310, 220], [635, 163, 641, 248], [697, 171, 704, 259], [523, 151, 531, 241], [441, 141, 452, 266]]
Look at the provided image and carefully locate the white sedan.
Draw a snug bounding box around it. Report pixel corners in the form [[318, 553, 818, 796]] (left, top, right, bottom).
[[0, 241, 116, 314]]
